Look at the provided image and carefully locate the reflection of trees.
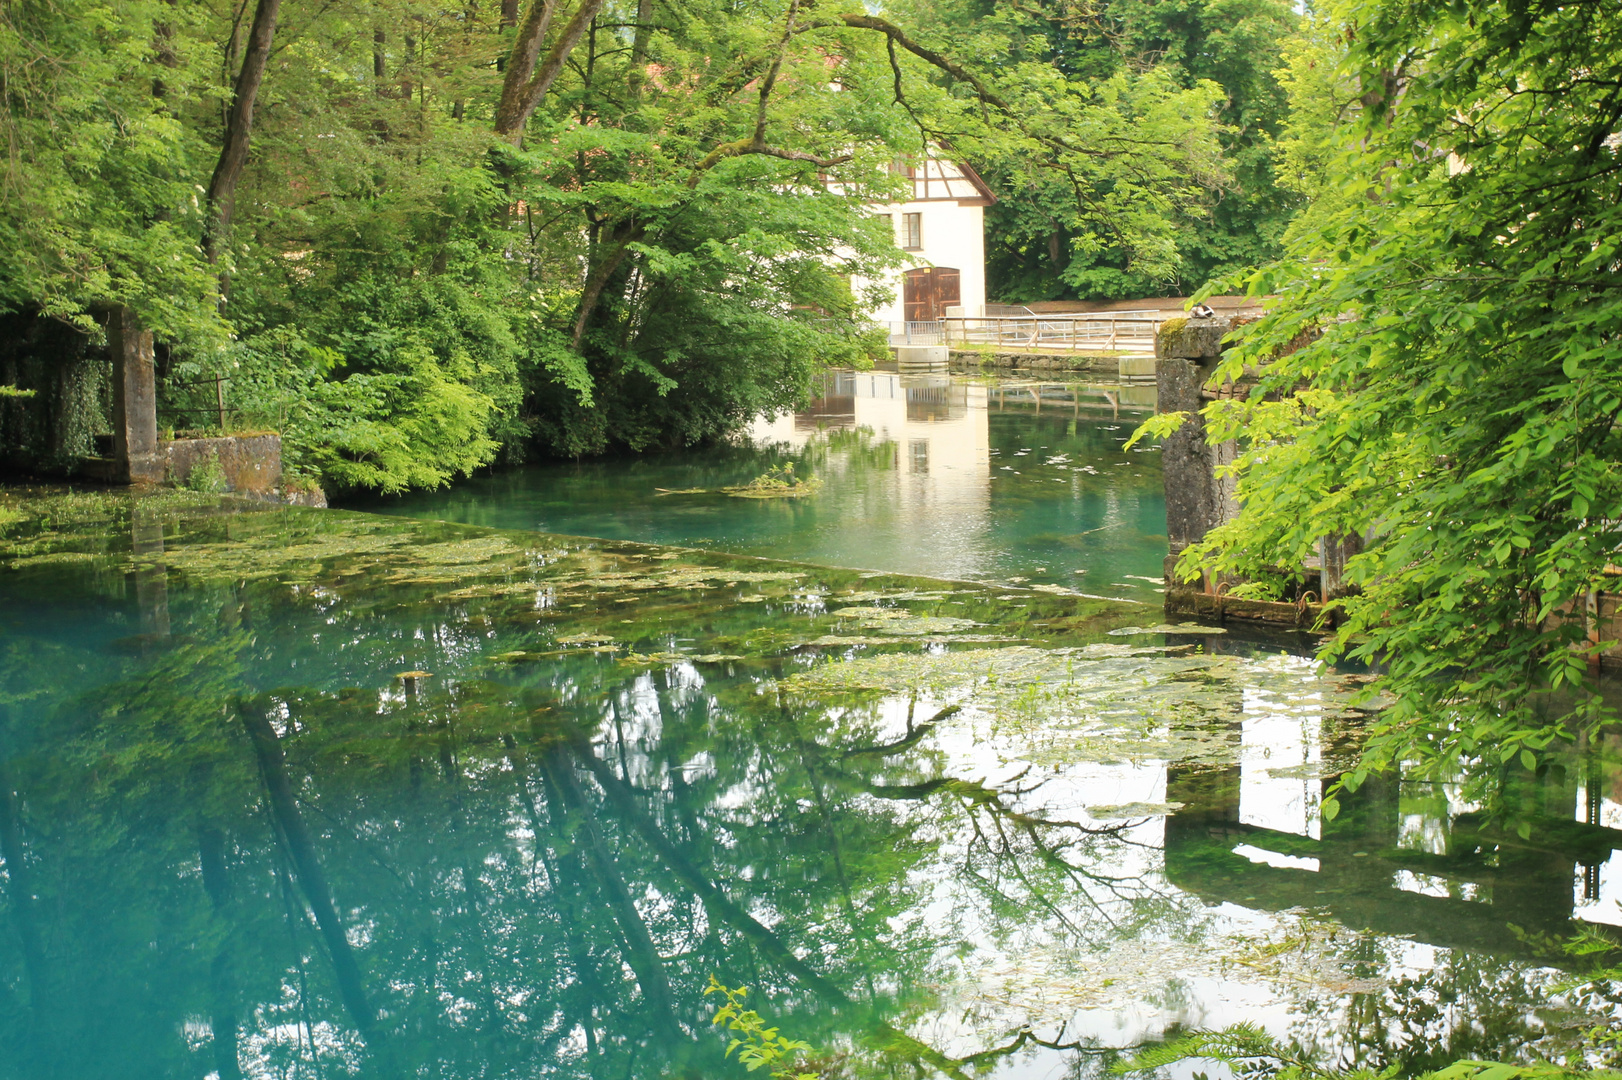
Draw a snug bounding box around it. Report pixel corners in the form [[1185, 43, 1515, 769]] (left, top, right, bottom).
[[0, 571, 1175, 1080], [5, 506, 1613, 1079], [1165, 764, 1622, 1071]]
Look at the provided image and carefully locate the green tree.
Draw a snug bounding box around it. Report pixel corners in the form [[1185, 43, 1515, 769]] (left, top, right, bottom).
[[2, 0, 1236, 488], [1169, 0, 1622, 794], [971, 0, 1302, 302]]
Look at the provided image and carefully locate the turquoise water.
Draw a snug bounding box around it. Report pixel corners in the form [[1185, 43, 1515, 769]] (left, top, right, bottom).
[[1, 492, 1620, 1079], [358, 371, 1168, 602]]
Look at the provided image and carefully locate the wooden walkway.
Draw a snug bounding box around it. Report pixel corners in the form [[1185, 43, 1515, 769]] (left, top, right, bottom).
[[887, 312, 1164, 354]]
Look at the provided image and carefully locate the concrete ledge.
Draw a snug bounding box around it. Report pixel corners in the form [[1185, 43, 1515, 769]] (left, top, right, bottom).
[[1156, 316, 1232, 360], [1165, 587, 1333, 631], [1119, 357, 1157, 380], [164, 434, 283, 495]]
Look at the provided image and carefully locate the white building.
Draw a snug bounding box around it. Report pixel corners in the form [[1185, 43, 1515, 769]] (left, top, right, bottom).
[[857, 155, 995, 328]]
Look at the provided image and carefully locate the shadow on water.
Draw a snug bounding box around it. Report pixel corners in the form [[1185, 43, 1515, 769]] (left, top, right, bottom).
[[0, 493, 1617, 1079]]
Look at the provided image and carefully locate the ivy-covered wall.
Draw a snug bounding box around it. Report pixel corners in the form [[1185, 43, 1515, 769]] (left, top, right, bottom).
[[0, 311, 111, 474]]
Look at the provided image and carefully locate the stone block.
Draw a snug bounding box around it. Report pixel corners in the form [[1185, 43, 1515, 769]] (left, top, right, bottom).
[[1118, 356, 1157, 380], [1155, 315, 1232, 360], [107, 305, 163, 484], [163, 434, 283, 495], [894, 345, 948, 370]]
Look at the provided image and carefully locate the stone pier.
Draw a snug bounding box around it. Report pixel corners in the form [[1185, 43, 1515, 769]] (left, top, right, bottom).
[[1155, 317, 1238, 561], [107, 306, 163, 485]]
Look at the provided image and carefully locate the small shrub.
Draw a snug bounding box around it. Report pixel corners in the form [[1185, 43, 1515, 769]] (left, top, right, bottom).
[[181, 452, 228, 493]]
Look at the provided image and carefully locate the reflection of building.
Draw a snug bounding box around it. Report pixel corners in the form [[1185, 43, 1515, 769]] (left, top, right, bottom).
[[857, 155, 995, 327], [1164, 745, 1622, 958], [751, 371, 991, 579]]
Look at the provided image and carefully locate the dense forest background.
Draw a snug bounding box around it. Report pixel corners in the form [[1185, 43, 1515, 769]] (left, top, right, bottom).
[[2, 0, 1313, 492]]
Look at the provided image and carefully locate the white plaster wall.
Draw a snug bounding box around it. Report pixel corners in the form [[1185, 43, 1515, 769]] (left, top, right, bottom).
[[856, 199, 987, 324]]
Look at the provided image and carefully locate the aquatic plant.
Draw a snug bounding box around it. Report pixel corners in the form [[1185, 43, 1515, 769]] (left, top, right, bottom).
[[1120, 1023, 1622, 1080], [724, 463, 823, 499], [705, 978, 819, 1080], [180, 451, 228, 493]]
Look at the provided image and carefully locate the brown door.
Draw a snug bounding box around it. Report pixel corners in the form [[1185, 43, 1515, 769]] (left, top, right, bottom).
[[903, 268, 933, 321], [902, 267, 961, 321]]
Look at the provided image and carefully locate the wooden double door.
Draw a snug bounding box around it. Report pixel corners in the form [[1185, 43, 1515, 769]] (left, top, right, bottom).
[[902, 266, 960, 321]]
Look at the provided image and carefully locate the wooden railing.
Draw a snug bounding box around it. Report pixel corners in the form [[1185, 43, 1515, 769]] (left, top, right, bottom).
[[943, 312, 1163, 353], [882, 312, 1166, 351]]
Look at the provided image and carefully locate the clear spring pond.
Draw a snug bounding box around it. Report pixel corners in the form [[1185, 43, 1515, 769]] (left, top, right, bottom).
[[1, 375, 1621, 1079], [357, 372, 1170, 602]]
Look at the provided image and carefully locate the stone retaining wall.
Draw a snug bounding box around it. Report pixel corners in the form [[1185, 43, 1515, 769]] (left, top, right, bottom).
[[160, 434, 327, 506], [164, 434, 281, 494]]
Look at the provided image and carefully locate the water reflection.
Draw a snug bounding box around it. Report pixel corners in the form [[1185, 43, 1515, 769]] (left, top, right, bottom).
[[362, 370, 1168, 597], [0, 501, 1617, 1080], [754, 373, 993, 582], [748, 371, 1165, 593]]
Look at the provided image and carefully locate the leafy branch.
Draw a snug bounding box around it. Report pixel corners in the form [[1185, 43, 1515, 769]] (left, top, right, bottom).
[[705, 976, 819, 1079]]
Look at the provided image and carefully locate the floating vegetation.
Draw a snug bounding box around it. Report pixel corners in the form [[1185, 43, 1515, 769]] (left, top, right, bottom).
[[413, 536, 519, 564], [871, 615, 981, 635], [5, 550, 105, 570], [722, 462, 821, 499], [655, 463, 823, 500], [833, 605, 909, 619], [784, 646, 1361, 770], [555, 632, 619, 646], [1087, 800, 1185, 818], [834, 589, 952, 603], [1108, 623, 1228, 635]]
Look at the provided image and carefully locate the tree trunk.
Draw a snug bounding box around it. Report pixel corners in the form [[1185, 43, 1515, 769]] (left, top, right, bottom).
[[570, 221, 643, 349], [199, 823, 245, 1080], [493, 0, 610, 140], [572, 741, 972, 1080], [543, 750, 679, 1030], [241, 706, 384, 1050], [204, 0, 283, 266]]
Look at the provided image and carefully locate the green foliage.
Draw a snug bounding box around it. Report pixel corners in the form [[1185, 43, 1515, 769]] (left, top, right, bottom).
[[0, 1, 224, 343], [4, 0, 1260, 484], [1123, 410, 1187, 449], [1162, 0, 1622, 788], [179, 451, 227, 494], [961, 0, 1303, 301], [705, 978, 819, 1079], [226, 329, 500, 495], [1270, 13, 1365, 244]]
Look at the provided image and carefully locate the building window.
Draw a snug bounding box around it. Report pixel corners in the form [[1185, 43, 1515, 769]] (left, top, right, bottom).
[[901, 212, 922, 250]]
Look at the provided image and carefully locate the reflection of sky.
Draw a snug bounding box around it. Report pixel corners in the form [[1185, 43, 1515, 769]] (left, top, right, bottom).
[[736, 647, 1594, 1075], [1574, 746, 1622, 927], [1238, 660, 1325, 841]]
